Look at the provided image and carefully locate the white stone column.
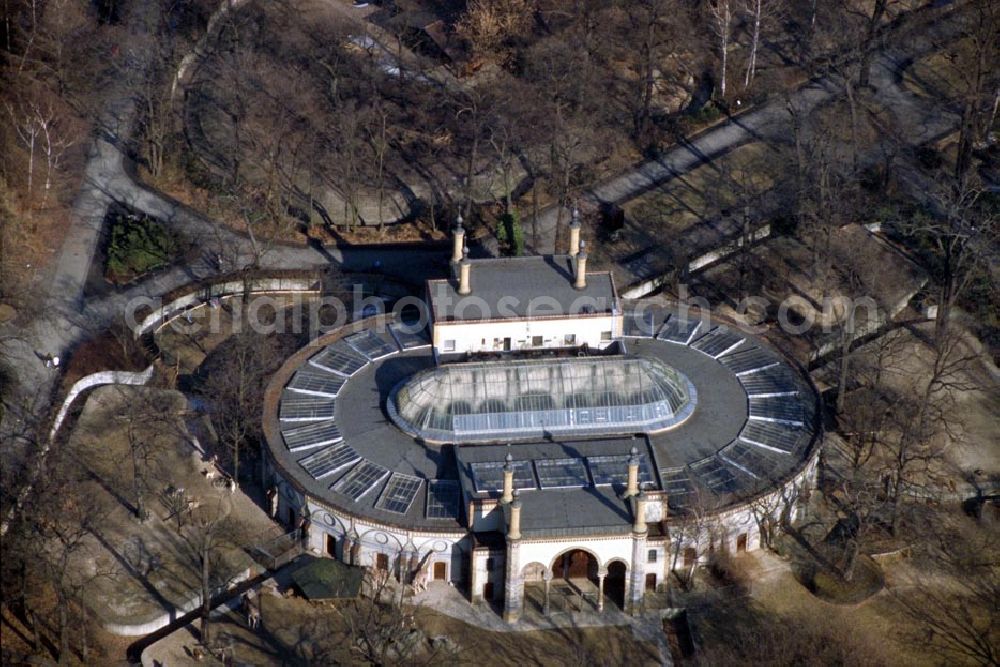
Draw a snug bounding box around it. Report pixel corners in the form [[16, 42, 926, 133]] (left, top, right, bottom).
[[503, 541, 523, 623], [597, 567, 607, 612], [543, 568, 553, 616], [470, 552, 483, 603], [451, 218, 465, 263], [629, 534, 647, 615]]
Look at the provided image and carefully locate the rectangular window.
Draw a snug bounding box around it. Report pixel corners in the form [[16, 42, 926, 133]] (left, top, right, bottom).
[[443, 339, 456, 352], [601, 330, 613, 341], [564, 334, 577, 345], [532, 335, 543, 346], [647, 549, 658, 563], [486, 557, 495, 570]]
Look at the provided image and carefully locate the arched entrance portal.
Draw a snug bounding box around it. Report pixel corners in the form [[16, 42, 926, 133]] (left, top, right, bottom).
[[544, 549, 602, 613], [605, 561, 627, 610], [557, 549, 599, 583]]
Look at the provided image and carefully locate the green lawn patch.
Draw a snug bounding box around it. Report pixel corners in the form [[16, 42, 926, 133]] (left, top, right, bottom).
[[104, 206, 178, 284]]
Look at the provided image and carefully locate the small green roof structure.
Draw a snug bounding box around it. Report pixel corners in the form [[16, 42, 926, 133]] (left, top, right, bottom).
[[290, 555, 364, 601]]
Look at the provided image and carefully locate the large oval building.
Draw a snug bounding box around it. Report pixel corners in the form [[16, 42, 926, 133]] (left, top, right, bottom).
[[262, 228, 821, 621]]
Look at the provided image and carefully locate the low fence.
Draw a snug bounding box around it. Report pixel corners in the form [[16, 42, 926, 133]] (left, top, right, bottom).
[[870, 547, 912, 565], [621, 224, 772, 300], [807, 281, 925, 362], [0, 366, 155, 538], [249, 531, 303, 571], [49, 367, 155, 440], [103, 565, 259, 637], [133, 276, 321, 337]]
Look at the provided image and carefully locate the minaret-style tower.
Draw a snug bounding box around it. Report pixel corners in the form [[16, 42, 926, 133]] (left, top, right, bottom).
[[628, 491, 649, 615], [624, 446, 640, 498], [503, 488, 525, 622], [458, 247, 472, 295], [451, 215, 465, 264], [574, 240, 588, 290], [569, 206, 581, 257], [501, 451, 514, 504]]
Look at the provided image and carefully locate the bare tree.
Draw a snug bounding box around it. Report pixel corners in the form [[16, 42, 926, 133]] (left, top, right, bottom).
[[666, 490, 721, 595], [880, 329, 975, 536], [838, 387, 891, 476], [325, 559, 461, 665], [899, 185, 999, 344], [105, 386, 184, 522], [369, 101, 390, 234], [454, 0, 533, 66], [789, 106, 860, 298], [893, 516, 1000, 665], [747, 481, 799, 553], [179, 498, 245, 647], [708, 0, 734, 99], [626, 0, 676, 140], [199, 327, 287, 486], [4, 451, 114, 663], [5, 95, 42, 202], [832, 475, 881, 583], [742, 0, 782, 89], [938, 0, 998, 186], [317, 98, 374, 231], [856, 0, 888, 88]]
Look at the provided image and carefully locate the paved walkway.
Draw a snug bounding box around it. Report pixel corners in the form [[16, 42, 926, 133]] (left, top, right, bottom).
[[527, 5, 967, 255], [410, 582, 674, 663]]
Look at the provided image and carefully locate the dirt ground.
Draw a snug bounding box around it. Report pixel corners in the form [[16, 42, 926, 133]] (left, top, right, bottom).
[[732, 551, 931, 665], [841, 324, 1000, 475], [142, 585, 662, 666], [806, 320, 1000, 482], [622, 143, 779, 235], [691, 520, 996, 667], [902, 36, 976, 104], [63, 385, 282, 631]]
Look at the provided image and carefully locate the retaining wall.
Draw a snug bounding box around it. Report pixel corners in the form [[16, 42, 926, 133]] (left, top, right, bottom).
[[622, 224, 772, 299], [49, 367, 155, 440], [105, 566, 258, 636], [133, 277, 320, 336]]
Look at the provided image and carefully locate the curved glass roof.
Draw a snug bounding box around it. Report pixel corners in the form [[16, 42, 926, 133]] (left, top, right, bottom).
[[388, 355, 697, 442]]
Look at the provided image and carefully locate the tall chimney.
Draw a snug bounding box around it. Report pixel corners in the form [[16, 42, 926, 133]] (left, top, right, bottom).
[[451, 215, 465, 263], [458, 248, 472, 295], [574, 241, 588, 290], [501, 452, 514, 504], [569, 207, 581, 257], [633, 491, 647, 534], [625, 446, 640, 498], [509, 491, 522, 540]]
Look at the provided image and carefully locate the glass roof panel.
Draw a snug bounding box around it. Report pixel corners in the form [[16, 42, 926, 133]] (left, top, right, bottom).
[[426, 480, 461, 519], [471, 460, 536, 494], [535, 458, 590, 489], [388, 355, 696, 442], [375, 473, 422, 514]]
